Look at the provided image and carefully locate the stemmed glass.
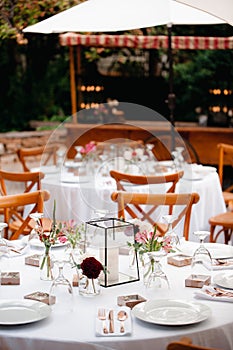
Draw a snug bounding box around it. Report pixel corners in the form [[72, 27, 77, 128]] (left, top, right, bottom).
[[0, 223, 8, 247], [143, 250, 170, 290], [28, 213, 44, 247], [191, 231, 212, 275], [49, 254, 74, 314], [162, 214, 180, 250]]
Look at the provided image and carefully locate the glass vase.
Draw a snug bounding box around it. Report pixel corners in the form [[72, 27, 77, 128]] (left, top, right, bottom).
[[143, 251, 169, 289], [40, 246, 53, 281], [79, 275, 100, 297]]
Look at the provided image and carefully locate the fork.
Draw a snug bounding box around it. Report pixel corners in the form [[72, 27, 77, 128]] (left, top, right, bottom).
[[98, 308, 108, 334]]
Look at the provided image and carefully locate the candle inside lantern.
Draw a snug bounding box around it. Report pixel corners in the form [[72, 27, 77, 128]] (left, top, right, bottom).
[[99, 243, 119, 284]]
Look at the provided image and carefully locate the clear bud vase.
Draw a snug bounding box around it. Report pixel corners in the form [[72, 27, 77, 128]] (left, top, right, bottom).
[[40, 246, 53, 281], [79, 275, 100, 297]]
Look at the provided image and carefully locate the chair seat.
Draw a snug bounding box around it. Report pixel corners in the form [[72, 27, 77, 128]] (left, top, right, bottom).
[[223, 191, 233, 204], [209, 212, 233, 228], [10, 217, 53, 235]]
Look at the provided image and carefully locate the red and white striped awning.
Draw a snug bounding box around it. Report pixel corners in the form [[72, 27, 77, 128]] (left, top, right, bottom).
[[59, 33, 233, 50]]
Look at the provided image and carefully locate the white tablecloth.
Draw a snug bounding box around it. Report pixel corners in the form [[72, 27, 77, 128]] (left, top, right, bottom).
[[41, 170, 226, 242], [0, 241, 232, 350]]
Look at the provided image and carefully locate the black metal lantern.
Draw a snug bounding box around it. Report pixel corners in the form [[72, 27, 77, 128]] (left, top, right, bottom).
[[84, 218, 140, 287]]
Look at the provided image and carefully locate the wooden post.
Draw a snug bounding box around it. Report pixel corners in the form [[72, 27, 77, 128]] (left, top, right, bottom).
[[77, 45, 82, 113], [69, 46, 77, 123]]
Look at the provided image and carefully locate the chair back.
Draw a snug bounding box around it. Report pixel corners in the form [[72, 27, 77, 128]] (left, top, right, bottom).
[[0, 169, 44, 196], [17, 145, 58, 171], [0, 190, 50, 240], [111, 191, 199, 240], [217, 143, 233, 190], [110, 170, 184, 230], [167, 337, 220, 350]]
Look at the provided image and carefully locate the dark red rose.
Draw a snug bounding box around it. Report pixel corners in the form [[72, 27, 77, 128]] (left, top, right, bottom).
[[81, 257, 104, 279]]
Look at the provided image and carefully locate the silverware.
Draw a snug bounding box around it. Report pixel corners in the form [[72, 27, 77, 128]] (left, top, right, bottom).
[[98, 308, 108, 334], [205, 287, 233, 298], [108, 309, 114, 333], [117, 310, 128, 333]]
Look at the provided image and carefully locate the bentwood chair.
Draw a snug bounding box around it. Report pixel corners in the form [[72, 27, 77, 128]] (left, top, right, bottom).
[[0, 190, 50, 240], [110, 170, 184, 235], [0, 169, 44, 196], [217, 143, 233, 206], [111, 192, 200, 240], [17, 145, 58, 172], [0, 170, 45, 237], [209, 209, 233, 244], [167, 337, 220, 350]]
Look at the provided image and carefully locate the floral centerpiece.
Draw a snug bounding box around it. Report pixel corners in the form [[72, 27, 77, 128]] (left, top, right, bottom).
[[76, 256, 106, 296], [36, 201, 64, 280], [80, 141, 97, 159], [58, 220, 84, 250], [127, 219, 173, 287], [57, 220, 85, 266]]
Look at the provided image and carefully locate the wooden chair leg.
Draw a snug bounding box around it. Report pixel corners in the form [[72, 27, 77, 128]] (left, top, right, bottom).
[[209, 224, 216, 242]]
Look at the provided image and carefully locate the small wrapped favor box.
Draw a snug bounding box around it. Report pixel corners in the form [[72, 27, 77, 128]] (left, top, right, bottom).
[[117, 294, 146, 309], [24, 291, 55, 305], [25, 254, 41, 267], [1, 272, 20, 285], [185, 274, 211, 288], [167, 254, 192, 267]]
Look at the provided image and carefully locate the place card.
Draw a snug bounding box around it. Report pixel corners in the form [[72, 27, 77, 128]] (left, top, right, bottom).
[[167, 254, 192, 267], [1, 272, 20, 285], [185, 274, 211, 288], [25, 254, 42, 267], [117, 294, 146, 309], [24, 291, 55, 305]]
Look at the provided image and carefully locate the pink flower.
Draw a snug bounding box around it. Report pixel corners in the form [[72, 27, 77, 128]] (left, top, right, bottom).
[[58, 236, 68, 244], [80, 141, 97, 156]]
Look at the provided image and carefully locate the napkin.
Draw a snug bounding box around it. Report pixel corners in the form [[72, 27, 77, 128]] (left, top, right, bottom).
[[194, 285, 233, 303], [0, 239, 28, 258], [96, 307, 131, 337]]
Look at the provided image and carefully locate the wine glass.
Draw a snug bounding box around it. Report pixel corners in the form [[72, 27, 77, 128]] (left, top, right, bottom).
[[49, 254, 74, 314], [162, 214, 180, 250], [92, 209, 109, 220], [191, 231, 212, 275], [143, 250, 170, 290], [0, 223, 7, 247], [28, 213, 44, 247]]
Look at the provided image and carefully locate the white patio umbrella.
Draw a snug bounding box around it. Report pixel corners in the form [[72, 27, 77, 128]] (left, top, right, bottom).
[[23, 0, 225, 124], [23, 0, 224, 34], [175, 0, 233, 26]]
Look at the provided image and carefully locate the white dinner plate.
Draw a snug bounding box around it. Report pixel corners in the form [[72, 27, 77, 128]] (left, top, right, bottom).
[[29, 239, 66, 249], [132, 299, 211, 326], [33, 165, 59, 174], [60, 175, 90, 183], [180, 242, 233, 259], [214, 272, 233, 290], [158, 161, 174, 167], [0, 299, 51, 325], [64, 161, 82, 168]]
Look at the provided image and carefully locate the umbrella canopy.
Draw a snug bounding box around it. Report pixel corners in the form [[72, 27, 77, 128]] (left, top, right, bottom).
[[23, 0, 224, 34], [23, 0, 226, 124], [175, 0, 233, 26]]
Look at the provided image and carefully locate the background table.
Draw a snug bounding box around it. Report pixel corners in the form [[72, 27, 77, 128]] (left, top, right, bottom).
[[41, 169, 226, 242], [0, 241, 232, 350]]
